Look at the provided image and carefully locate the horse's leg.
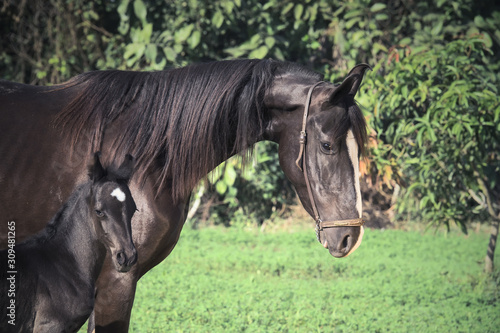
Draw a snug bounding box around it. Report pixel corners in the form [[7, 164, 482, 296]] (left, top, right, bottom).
[[92, 239, 184, 332], [92, 258, 140, 332], [87, 308, 96, 333], [93, 235, 188, 332]]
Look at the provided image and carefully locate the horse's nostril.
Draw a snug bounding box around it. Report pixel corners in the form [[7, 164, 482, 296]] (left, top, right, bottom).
[[342, 234, 350, 250], [128, 250, 138, 266], [116, 251, 126, 265]]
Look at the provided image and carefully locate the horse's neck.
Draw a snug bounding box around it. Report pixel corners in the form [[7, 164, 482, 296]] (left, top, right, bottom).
[[43, 187, 107, 282]]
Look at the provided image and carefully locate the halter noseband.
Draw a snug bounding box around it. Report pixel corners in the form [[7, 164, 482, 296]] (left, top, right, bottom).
[[295, 82, 365, 244]]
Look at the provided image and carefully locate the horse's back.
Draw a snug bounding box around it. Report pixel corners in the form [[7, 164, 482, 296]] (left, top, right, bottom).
[[0, 80, 86, 246]]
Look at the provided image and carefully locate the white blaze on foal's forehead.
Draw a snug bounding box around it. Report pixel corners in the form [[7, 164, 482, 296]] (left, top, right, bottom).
[[111, 187, 126, 202]]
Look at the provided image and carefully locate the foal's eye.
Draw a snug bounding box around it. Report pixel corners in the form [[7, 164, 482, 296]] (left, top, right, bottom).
[[95, 210, 105, 218], [320, 142, 335, 154]]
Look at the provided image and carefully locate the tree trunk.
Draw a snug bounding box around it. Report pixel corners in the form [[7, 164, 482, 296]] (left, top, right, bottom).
[[485, 219, 499, 273]]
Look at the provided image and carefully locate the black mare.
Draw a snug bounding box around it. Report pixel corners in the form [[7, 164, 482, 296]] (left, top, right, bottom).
[[0, 153, 137, 332], [0, 59, 370, 332]]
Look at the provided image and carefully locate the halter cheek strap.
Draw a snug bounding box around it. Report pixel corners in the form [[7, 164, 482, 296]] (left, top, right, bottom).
[[296, 82, 365, 244]]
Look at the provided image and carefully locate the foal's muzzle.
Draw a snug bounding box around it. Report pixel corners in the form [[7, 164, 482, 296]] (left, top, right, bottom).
[[115, 248, 137, 272]]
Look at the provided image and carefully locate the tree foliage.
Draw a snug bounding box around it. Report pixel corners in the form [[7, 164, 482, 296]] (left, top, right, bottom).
[[361, 37, 499, 229]]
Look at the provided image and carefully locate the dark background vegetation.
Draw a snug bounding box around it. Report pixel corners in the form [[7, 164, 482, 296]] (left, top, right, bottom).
[[1, 0, 499, 269]]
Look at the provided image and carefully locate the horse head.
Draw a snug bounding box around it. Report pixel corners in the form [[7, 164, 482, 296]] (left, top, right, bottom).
[[265, 64, 371, 258]]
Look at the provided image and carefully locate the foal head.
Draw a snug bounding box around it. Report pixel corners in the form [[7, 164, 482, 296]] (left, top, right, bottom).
[[88, 153, 137, 272]]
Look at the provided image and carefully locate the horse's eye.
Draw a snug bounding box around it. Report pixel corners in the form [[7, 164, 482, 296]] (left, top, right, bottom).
[[95, 210, 105, 218], [320, 142, 335, 154]]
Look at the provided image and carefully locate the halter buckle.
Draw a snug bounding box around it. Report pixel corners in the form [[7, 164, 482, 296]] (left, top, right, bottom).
[[299, 131, 307, 144], [315, 219, 322, 243]]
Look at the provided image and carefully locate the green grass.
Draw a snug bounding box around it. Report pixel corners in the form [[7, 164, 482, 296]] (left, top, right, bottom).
[[121, 225, 499, 332]]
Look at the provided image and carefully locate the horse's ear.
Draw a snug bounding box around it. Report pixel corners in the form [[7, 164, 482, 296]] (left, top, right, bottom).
[[348, 63, 372, 78], [115, 154, 135, 183], [89, 152, 106, 182], [329, 63, 371, 103]]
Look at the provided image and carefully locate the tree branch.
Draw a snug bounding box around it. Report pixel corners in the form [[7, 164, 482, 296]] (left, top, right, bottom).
[[476, 172, 500, 221], [468, 189, 487, 209]]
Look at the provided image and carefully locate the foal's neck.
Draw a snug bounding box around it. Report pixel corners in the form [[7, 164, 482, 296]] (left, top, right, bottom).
[[44, 183, 107, 283]]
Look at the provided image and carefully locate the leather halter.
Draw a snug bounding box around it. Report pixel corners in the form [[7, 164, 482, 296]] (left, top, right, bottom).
[[295, 82, 365, 243]]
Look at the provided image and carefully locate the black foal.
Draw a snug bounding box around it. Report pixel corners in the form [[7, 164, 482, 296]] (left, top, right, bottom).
[[0, 153, 137, 332]]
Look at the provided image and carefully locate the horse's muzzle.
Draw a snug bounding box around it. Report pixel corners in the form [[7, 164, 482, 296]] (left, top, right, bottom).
[[115, 248, 138, 272]]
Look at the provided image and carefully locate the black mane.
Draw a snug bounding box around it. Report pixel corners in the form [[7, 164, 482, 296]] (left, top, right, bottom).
[[56, 59, 274, 199], [55, 59, 365, 201]]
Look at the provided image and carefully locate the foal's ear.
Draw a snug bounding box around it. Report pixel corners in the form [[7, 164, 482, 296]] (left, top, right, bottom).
[[329, 63, 371, 103], [89, 152, 106, 182], [115, 154, 135, 183]]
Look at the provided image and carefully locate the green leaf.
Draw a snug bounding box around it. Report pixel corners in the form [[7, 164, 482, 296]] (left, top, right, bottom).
[[141, 23, 153, 43], [224, 165, 237, 187], [405, 157, 420, 164], [189, 30, 201, 49], [163, 47, 177, 62], [274, 47, 285, 61], [420, 196, 430, 209], [222, 1, 234, 14], [117, 0, 130, 35], [176, 23, 194, 43], [373, 42, 388, 53], [130, 24, 151, 43], [216, 181, 227, 195], [133, 0, 147, 25], [212, 10, 224, 28], [248, 45, 268, 59], [145, 44, 157, 62], [294, 4, 304, 21], [308, 3, 318, 22], [344, 10, 362, 19], [124, 43, 145, 59], [481, 33, 493, 48], [173, 44, 183, 53], [264, 36, 275, 49], [124, 43, 145, 67], [282, 3, 294, 16], [401, 85, 408, 98], [224, 46, 247, 58], [345, 18, 360, 29], [36, 71, 47, 79], [431, 21, 443, 36], [118, 0, 130, 17], [118, 21, 130, 35], [375, 13, 388, 21], [370, 3, 386, 12], [474, 16, 487, 28], [399, 37, 412, 46]]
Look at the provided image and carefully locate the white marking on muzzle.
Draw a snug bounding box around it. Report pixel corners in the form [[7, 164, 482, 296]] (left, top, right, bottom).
[[345, 129, 364, 257], [111, 188, 126, 202], [346, 129, 362, 218]]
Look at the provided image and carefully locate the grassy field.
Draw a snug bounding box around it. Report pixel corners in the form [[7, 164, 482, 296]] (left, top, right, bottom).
[[122, 224, 499, 332], [80, 224, 499, 332]]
